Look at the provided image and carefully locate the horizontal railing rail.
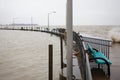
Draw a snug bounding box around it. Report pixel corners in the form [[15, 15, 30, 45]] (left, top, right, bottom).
[[73, 32, 92, 80]]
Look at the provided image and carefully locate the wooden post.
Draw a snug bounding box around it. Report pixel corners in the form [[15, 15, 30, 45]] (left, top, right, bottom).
[[48, 44, 53, 80], [60, 36, 63, 69]]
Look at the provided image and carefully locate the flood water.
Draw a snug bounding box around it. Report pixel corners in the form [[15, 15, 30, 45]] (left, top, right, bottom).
[[0, 30, 66, 80], [0, 26, 120, 80]]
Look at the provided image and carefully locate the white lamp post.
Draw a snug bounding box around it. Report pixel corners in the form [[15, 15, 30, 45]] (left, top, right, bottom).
[[48, 11, 56, 31], [66, 0, 73, 80]]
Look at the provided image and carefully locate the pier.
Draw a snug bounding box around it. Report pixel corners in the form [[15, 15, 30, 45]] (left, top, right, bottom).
[[0, 26, 119, 80]]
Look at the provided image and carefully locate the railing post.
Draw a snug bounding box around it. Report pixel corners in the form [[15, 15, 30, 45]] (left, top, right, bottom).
[[108, 42, 110, 59], [48, 44, 53, 80]]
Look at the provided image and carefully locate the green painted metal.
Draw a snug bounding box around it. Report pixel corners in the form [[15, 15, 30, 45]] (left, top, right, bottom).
[[87, 44, 112, 64]]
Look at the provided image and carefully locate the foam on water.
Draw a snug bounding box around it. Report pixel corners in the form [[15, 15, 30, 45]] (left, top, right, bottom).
[[73, 26, 112, 40], [109, 27, 120, 43]]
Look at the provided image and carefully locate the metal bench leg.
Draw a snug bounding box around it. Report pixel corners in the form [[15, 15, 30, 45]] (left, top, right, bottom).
[[108, 64, 110, 76], [98, 64, 100, 68]]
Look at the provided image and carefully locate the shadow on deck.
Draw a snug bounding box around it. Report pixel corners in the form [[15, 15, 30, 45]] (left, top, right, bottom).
[[91, 68, 110, 80], [90, 43, 120, 80]]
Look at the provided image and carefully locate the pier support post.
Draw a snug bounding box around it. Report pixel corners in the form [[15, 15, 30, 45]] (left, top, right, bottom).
[[48, 44, 53, 80], [60, 36, 63, 69]]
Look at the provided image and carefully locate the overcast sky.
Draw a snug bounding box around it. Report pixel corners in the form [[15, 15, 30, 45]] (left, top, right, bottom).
[[0, 0, 120, 25]]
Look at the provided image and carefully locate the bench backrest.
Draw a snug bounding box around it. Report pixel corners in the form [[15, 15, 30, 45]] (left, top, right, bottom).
[[87, 43, 112, 64]]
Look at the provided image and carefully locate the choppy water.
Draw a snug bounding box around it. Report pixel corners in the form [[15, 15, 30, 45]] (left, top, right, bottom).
[[73, 26, 120, 42], [53, 25, 120, 42]]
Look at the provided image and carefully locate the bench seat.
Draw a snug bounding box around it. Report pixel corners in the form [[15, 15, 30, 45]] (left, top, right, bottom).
[[87, 43, 112, 76], [93, 51, 112, 64]]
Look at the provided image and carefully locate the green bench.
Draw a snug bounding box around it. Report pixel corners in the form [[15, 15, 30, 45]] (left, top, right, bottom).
[[87, 43, 112, 76]]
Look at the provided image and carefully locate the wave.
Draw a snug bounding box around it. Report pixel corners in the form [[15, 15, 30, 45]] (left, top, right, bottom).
[[109, 27, 120, 43]]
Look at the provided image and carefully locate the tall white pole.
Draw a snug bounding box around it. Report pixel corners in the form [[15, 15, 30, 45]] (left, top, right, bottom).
[[48, 11, 56, 31], [48, 13, 50, 30], [66, 0, 73, 80]]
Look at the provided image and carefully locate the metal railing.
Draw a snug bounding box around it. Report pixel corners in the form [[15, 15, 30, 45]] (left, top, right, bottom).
[[81, 36, 111, 59], [73, 32, 92, 80], [73, 32, 111, 80], [80, 35, 112, 78]]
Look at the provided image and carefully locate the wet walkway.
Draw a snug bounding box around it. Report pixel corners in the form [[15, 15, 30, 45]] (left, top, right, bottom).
[[91, 43, 120, 80], [110, 43, 120, 80]]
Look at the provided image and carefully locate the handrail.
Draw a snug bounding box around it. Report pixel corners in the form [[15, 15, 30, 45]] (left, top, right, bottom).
[[73, 32, 93, 80], [82, 36, 112, 42], [86, 54, 93, 80]]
